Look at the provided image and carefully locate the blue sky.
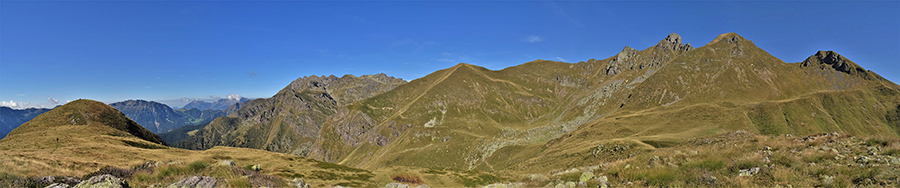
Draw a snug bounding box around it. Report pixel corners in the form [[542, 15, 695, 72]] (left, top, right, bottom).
[[1, 1, 898, 109]]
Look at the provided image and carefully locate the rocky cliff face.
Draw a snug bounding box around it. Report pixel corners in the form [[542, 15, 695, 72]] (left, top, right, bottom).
[[174, 74, 406, 156]]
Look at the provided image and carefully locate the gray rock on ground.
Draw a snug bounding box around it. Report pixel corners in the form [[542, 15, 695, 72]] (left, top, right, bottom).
[[215, 160, 235, 167], [74, 174, 129, 188], [383, 182, 431, 188], [45, 183, 69, 188], [292, 178, 310, 188], [739, 167, 760, 177], [166, 176, 216, 188], [482, 182, 525, 188]]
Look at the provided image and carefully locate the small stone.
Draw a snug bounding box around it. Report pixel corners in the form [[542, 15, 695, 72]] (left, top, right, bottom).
[[597, 175, 609, 188], [739, 167, 760, 177], [579, 172, 593, 183], [700, 174, 717, 186], [855, 156, 870, 164], [820, 175, 835, 186], [167, 176, 216, 188], [648, 156, 661, 167], [45, 183, 69, 188], [216, 160, 235, 166], [528, 174, 549, 182], [292, 178, 310, 188]]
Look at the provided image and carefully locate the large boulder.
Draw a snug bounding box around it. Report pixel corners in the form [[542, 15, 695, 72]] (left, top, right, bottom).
[[166, 176, 216, 188], [74, 174, 128, 188]]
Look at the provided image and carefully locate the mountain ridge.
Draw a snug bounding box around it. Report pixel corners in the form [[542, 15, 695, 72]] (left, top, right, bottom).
[[170, 32, 899, 175]]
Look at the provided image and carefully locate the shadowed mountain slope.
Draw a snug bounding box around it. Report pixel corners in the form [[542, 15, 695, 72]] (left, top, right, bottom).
[[0, 107, 51, 139]]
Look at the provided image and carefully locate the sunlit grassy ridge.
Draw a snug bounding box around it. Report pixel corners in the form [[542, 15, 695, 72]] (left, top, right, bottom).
[[312, 33, 899, 176], [0, 100, 379, 187], [169, 33, 900, 179]]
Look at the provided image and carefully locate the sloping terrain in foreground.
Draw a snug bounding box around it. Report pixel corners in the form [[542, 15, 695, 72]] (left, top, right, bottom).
[[0, 100, 380, 187]]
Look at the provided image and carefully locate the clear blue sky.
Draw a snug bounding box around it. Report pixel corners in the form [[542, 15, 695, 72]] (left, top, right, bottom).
[[2, 1, 898, 109]]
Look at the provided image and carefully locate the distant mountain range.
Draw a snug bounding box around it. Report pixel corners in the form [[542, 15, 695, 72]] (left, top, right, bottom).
[[0, 98, 251, 137], [181, 97, 251, 110], [109, 100, 230, 133], [0, 107, 52, 139]]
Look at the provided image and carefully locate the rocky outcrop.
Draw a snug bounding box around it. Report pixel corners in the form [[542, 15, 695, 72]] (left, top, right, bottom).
[[801, 50, 860, 74], [73, 174, 128, 188], [166, 176, 216, 188], [605, 46, 639, 76], [655, 33, 694, 51]]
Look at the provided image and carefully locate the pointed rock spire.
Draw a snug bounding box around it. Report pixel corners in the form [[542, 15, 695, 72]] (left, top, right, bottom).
[[655, 33, 694, 51]]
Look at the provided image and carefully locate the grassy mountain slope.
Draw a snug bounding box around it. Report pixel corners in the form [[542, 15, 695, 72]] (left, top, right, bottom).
[[174, 74, 406, 156], [315, 34, 696, 171], [500, 33, 900, 174], [0, 99, 382, 187], [164, 32, 899, 187], [309, 33, 899, 175]]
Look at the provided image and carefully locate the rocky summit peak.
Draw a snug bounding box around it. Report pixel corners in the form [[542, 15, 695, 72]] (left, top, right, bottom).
[[801, 50, 860, 74], [708, 32, 747, 45], [665, 33, 682, 44], [656, 33, 693, 51]]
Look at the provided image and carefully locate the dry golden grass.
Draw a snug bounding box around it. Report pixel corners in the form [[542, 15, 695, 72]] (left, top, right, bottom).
[[0, 100, 377, 187]]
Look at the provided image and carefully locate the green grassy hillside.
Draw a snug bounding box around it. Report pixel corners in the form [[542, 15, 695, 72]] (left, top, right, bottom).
[[161, 32, 900, 187]]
